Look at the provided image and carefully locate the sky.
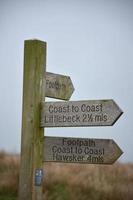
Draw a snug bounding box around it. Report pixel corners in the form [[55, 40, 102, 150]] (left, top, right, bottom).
[[0, 0, 133, 163]]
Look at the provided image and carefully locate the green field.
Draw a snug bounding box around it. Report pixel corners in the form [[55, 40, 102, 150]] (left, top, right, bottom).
[[0, 152, 133, 200]]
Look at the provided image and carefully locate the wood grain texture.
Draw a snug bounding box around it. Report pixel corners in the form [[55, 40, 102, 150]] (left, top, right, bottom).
[[45, 72, 74, 100], [43, 136, 123, 164], [40, 99, 123, 127], [19, 39, 46, 200]]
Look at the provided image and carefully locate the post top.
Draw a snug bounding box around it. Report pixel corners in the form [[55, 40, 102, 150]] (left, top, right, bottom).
[[24, 38, 47, 44]]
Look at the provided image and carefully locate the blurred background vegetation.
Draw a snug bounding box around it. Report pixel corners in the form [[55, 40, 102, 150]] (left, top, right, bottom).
[[0, 151, 133, 200]]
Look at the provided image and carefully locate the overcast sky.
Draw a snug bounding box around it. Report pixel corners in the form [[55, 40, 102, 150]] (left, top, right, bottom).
[[0, 0, 133, 162]]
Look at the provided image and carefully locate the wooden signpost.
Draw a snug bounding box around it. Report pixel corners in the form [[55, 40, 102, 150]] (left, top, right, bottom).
[[19, 39, 46, 200], [45, 72, 74, 100], [19, 39, 123, 200], [40, 100, 123, 127], [44, 136, 123, 164]]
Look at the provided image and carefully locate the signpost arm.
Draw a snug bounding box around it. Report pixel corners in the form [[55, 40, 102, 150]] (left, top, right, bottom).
[[19, 39, 46, 200]]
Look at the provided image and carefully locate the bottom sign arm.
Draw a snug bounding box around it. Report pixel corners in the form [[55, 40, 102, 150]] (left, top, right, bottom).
[[43, 136, 123, 165]]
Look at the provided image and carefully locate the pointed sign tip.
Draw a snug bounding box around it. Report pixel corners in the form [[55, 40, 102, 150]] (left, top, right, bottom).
[[112, 139, 123, 164], [110, 100, 123, 126], [111, 110, 123, 126], [45, 72, 75, 100]]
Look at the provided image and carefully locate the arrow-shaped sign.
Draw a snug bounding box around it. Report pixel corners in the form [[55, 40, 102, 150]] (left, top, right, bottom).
[[45, 72, 74, 100], [40, 99, 123, 127], [43, 136, 123, 164]]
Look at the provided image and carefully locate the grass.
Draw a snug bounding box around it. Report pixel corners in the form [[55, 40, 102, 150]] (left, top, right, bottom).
[[0, 152, 19, 200], [44, 163, 133, 200], [0, 151, 133, 200]]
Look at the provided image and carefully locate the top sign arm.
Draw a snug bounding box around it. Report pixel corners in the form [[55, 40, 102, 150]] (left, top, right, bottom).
[[45, 72, 74, 100]]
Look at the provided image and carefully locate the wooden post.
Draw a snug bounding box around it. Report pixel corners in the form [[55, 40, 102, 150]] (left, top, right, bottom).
[[19, 39, 46, 200]]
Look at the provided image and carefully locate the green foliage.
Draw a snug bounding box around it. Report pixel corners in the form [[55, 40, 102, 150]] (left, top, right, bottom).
[[47, 183, 70, 200], [0, 192, 17, 200], [0, 185, 17, 200], [0, 196, 16, 200]]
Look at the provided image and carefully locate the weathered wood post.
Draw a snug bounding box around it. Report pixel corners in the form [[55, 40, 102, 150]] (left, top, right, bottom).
[[19, 39, 46, 200]]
